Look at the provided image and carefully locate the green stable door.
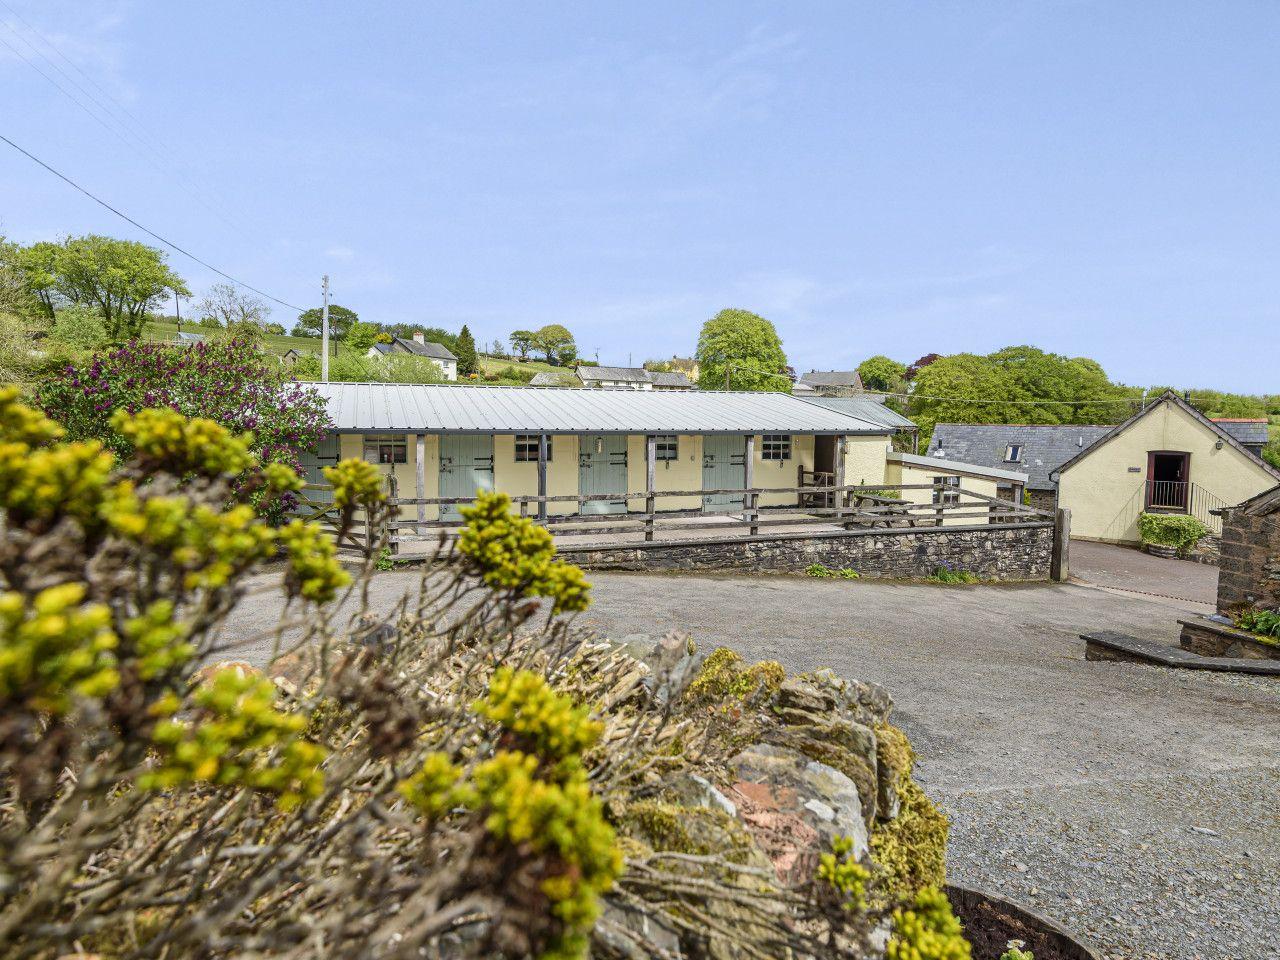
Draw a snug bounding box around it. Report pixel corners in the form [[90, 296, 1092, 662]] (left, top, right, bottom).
[[702, 435, 747, 512], [439, 435, 494, 521], [578, 434, 628, 515]]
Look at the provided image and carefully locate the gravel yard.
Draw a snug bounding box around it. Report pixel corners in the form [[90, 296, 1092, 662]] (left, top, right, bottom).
[[222, 567, 1280, 959]]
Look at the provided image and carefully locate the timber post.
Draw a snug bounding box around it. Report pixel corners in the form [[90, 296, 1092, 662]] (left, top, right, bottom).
[[537, 433, 549, 522], [645, 434, 656, 542], [415, 433, 427, 538], [1052, 507, 1071, 581]]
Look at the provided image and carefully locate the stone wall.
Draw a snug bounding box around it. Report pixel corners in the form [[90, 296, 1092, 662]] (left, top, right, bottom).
[[1217, 508, 1280, 615], [560, 522, 1055, 581], [1026, 488, 1058, 514]]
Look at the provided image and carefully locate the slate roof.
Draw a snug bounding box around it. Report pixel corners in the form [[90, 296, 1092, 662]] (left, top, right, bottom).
[[648, 370, 693, 388], [801, 396, 918, 431], [1212, 419, 1271, 447], [1237, 483, 1280, 516], [926, 424, 1113, 490], [576, 365, 651, 384], [797, 370, 865, 390], [311, 383, 894, 435]]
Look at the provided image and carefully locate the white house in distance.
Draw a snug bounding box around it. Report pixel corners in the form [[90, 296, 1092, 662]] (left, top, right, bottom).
[[529, 365, 694, 390], [366, 332, 458, 381]]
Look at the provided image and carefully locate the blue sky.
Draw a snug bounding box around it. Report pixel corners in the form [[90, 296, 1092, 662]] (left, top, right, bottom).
[[1, 2, 1277, 391]]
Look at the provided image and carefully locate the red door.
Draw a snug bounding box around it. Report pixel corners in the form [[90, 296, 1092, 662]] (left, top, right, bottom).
[[1145, 451, 1189, 509]]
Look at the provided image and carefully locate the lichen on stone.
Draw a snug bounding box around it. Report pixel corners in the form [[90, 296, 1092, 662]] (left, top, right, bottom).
[[869, 723, 948, 904], [686, 646, 785, 703]]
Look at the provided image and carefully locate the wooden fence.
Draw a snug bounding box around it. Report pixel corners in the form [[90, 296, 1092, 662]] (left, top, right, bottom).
[[360, 482, 1052, 554]]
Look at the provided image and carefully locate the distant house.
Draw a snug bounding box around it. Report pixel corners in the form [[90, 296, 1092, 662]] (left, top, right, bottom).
[[796, 370, 865, 397], [928, 392, 1280, 543], [175, 331, 206, 347], [281, 347, 304, 366], [648, 370, 694, 390], [367, 332, 458, 380]]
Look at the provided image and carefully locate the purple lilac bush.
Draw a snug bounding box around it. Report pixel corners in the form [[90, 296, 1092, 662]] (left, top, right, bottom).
[[35, 335, 328, 520]]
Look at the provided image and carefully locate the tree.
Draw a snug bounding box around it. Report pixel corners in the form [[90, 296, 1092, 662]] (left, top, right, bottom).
[[36, 235, 189, 340], [510, 329, 535, 361], [11, 240, 60, 320], [904, 353, 941, 381], [48, 304, 107, 350], [532, 324, 575, 365], [345, 320, 380, 354], [36, 335, 327, 522], [197, 282, 271, 328], [857, 355, 908, 393], [0, 237, 43, 321], [455, 324, 479, 377], [295, 303, 358, 339], [694, 308, 788, 391], [263, 322, 287, 335]]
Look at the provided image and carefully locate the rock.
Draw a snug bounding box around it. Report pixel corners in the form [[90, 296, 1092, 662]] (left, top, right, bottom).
[[729, 743, 868, 886], [599, 900, 684, 959], [774, 719, 879, 824], [773, 678, 833, 716], [644, 630, 699, 704], [666, 772, 737, 819]]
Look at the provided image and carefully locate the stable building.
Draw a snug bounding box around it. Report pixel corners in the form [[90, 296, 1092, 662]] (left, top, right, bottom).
[[301, 382, 1007, 524]]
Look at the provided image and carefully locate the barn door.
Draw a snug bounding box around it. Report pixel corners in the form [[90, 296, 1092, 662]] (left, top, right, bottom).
[[702, 435, 746, 512], [297, 434, 341, 504], [439, 435, 494, 521], [578, 434, 628, 515]]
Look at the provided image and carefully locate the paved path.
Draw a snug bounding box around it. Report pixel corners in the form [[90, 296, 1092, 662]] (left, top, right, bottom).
[[222, 570, 1278, 959], [1069, 539, 1218, 606]]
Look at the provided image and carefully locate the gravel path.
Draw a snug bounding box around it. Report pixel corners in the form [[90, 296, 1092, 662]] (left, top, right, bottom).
[[221, 568, 1280, 959]]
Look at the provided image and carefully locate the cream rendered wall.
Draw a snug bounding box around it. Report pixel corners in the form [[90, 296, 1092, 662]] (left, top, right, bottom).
[[891, 462, 998, 527], [493, 434, 579, 516], [844, 435, 893, 487], [754, 434, 815, 508], [1058, 401, 1277, 543], [347, 432, 441, 522], [625, 434, 703, 512]]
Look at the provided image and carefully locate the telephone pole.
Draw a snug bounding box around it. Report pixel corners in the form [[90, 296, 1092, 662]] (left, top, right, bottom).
[[320, 275, 330, 383]]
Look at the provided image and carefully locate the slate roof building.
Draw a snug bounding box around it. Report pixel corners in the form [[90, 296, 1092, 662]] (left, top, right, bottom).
[[1211, 419, 1270, 456], [367, 333, 458, 380], [527, 366, 693, 390], [795, 370, 865, 396]]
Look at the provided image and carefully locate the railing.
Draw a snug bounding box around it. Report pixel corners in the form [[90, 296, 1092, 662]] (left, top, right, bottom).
[[1144, 480, 1229, 534], [379, 483, 1053, 552]]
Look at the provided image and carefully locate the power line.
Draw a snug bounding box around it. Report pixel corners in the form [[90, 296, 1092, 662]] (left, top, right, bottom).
[[0, 15, 251, 237], [0, 132, 305, 313]]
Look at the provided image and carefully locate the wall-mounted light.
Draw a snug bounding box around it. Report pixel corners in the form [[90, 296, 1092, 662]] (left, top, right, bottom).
[[596, 437, 604, 454], [1215, 439, 1224, 450]]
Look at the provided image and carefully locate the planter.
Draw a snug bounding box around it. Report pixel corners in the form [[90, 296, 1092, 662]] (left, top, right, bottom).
[[946, 883, 1102, 960], [1142, 542, 1180, 559]]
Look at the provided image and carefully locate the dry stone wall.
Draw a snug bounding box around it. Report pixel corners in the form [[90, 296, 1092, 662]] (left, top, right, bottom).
[[561, 522, 1055, 581], [1217, 508, 1280, 615]]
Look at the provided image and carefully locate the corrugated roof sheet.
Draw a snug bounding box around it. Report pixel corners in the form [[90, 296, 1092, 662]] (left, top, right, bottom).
[[801, 396, 917, 430], [1212, 419, 1270, 446], [310, 382, 893, 434], [926, 423, 1114, 490]]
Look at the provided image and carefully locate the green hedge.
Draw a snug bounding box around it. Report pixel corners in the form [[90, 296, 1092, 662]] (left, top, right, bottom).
[[1136, 513, 1208, 552]]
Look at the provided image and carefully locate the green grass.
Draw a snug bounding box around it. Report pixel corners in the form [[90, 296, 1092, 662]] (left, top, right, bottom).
[[142, 320, 365, 360]]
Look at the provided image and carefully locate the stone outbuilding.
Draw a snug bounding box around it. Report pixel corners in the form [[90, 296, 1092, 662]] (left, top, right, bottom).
[[1216, 484, 1280, 617]]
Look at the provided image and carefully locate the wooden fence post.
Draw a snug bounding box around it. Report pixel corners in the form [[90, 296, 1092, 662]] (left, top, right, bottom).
[[1051, 507, 1071, 581], [415, 433, 427, 539], [645, 434, 656, 542], [386, 475, 399, 555]]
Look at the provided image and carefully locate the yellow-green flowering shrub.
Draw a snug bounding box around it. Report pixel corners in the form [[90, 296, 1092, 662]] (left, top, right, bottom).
[[818, 834, 872, 911], [457, 491, 591, 613], [279, 518, 351, 604], [474, 666, 602, 761], [111, 407, 256, 477], [887, 887, 972, 960]]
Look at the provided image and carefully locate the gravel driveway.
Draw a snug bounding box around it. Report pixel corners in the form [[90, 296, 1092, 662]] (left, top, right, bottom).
[[221, 570, 1279, 959]]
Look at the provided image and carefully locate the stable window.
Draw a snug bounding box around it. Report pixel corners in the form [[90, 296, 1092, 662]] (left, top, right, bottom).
[[1004, 444, 1023, 463], [364, 435, 407, 464], [654, 435, 678, 461], [932, 475, 961, 505], [762, 435, 792, 461], [514, 435, 551, 462]]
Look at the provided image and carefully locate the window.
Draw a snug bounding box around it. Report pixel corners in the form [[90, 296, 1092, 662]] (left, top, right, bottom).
[[932, 475, 960, 505], [1004, 443, 1023, 463], [514, 435, 551, 462], [654, 435, 678, 461], [364, 436, 407, 464], [762, 434, 792, 461]]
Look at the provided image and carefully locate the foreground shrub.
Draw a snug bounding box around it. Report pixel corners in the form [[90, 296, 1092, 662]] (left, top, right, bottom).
[[0, 392, 960, 958]]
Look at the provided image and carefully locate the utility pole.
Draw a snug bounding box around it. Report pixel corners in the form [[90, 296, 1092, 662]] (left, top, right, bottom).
[[174, 288, 182, 334], [320, 275, 330, 383]]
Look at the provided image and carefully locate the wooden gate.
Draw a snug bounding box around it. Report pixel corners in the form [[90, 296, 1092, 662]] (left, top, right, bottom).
[[439, 435, 494, 521], [702, 435, 746, 512], [578, 434, 628, 515]]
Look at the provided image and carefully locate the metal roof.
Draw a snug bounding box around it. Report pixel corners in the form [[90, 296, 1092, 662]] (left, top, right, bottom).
[[800, 396, 917, 431], [926, 423, 1114, 490], [310, 382, 894, 435], [798, 370, 864, 389], [889, 451, 1029, 484]]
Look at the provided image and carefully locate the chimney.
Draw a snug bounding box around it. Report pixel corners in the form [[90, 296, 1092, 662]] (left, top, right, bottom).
[[412, 331, 425, 345]]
